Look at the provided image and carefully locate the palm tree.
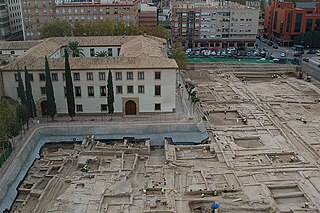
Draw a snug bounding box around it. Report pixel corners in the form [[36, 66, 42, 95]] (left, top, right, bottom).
[[67, 41, 85, 57], [95, 50, 108, 57]]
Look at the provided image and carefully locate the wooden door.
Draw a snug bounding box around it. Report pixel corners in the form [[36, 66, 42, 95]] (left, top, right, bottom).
[[41, 101, 48, 115], [125, 100, 136, 115]]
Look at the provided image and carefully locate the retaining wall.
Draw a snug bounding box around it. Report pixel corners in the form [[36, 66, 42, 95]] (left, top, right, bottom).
[[0, 122, 208, 211]]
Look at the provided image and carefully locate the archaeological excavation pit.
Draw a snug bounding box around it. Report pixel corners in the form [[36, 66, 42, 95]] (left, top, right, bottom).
[[234, 137, 264, 148], [207, 111, 243, 126]]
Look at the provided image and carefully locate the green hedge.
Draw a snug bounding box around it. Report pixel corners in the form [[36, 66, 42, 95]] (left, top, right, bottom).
[[0, 147, 12, 168]]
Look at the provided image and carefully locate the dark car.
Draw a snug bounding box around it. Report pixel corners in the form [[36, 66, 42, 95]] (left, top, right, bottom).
[[307, 49, 317, 54], [268, 41, 273, 46], [294, 51, 304, 57], [272, 45, 278, 49], [303, 57, 309, 62]]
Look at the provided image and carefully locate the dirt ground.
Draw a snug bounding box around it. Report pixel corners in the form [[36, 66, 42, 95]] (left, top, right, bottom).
[[9, 63, 320, 213]]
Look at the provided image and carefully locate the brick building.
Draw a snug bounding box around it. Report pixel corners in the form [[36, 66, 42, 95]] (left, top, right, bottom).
[[21, 0, 140, 40], [264, 2, 320, 46], [138, 3, 158, 28]]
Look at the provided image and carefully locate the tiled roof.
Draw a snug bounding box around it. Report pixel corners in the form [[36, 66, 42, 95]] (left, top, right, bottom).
[[119, 36, 166, 58], [1, 35, 177, 70], [0, 40, 43, 50]]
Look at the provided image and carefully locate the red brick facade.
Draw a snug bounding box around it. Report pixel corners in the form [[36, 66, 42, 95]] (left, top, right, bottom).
[[264, 2, 320, 45]]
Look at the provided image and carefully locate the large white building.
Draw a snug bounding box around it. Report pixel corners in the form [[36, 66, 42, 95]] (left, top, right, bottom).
[[0, 35, 178, 115]]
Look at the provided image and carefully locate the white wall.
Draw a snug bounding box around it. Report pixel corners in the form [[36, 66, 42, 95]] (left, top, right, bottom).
[[0, 49, 25, 56], [2, 68, 176, 114]]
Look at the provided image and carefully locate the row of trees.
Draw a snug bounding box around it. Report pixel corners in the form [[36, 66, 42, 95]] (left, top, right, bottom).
[[45, 48, 115, 121], [293, 31, 320, 48], [40, 20, 169, 40]]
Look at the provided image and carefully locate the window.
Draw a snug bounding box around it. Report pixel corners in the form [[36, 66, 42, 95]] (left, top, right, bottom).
[[63, 73, 65, 81], [87, 72, 93, 80], [87, 86, 94, 97], [39, 73, 45, 81], [14, 73, 19, 81], [51, 73, 58, 81], [74, 72, 80, 81], [286, 13, 291, 32], [28, 74, 33, 81], [100, 86, 106, 96], [155, 71, 161, 80], [273, 11, 278, 30], [116, 86, 123, 94], [10, 50, 15, 54], [108, 48, 112, 56], [155, 103, 161, 111], [155, 85, 161, 96], [99, 72, 105, 80], [76, 104, 83, 112], [294, 13, 302, 33], [101, 104, 107, 111], [127, 85, 133, 94], [127, 72, 133, 80], [138, 71, 144, 80], [64, 87, 67, 97], [306, 19, 312, 32], [115, 72, 122, 80], [40, 87, 46, 95], [138, 85, 145, 94], [90, 48, 95, 57], [75, 86, 81, 97]]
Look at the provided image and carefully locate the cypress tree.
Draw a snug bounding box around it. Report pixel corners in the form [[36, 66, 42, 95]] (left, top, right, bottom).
[[45, 56, 57, 120], [17, 69, 27, 105], [107, 70, 114, 118], [24, 66, 37, 118], [64, 49, 75, 119]]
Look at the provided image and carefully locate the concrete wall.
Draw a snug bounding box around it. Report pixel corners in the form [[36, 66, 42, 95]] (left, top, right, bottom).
[[0, 122, 208, 211]]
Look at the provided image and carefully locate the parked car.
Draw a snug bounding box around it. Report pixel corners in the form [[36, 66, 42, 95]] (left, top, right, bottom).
[[303, 57, 309, 62], [280, 53, 286, 57], [316, 50, 320, 56], [272, 45, 278, 49], [294, 51, 304, 57], [307, 49, 317, 54], [268, 41, 273, 46]]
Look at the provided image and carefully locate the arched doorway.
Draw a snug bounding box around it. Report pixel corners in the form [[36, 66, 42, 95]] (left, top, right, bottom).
[[41, 100, 48, 115], [125, 100, 136, 115]]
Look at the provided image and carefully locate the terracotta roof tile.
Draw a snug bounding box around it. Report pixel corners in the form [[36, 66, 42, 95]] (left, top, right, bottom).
[[1, 35, 178, 71]]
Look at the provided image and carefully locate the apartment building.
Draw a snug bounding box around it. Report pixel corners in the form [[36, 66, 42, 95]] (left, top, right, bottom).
[[264, 2, 320, 46], [21, 0, 140, 40], [0, 35, 178, 115], [0, 0, 23, 41], [172, 1, 259, 48], [7, 0, 23, 40], [0, 0, 11, 40], [138, 3, 157, 28]]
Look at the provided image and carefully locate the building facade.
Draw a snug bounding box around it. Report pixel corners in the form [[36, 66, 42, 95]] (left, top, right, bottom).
[[138, 3, 158, 28], [0, 36, 178, 115], [171, 1, 259, 48], [264, 2, 320, 46], [0, 0, 23, 41], [7, 0, 23, 40], [21, 0, 140, 40]]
